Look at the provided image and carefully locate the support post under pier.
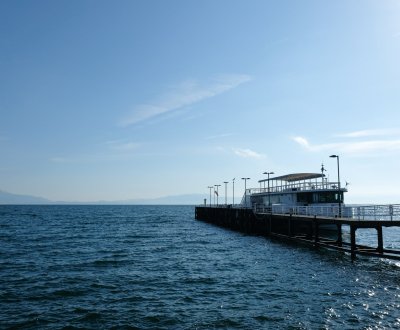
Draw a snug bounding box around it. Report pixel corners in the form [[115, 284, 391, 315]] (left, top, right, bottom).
[[350, 225, 357, 261], [313, 219, 319, 247], [337, 224, 342, 247], [377, 226, 383, 254]]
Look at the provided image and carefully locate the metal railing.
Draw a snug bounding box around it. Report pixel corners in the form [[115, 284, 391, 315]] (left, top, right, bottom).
[[249, 181, 342, 195], [254, 204, 351, 218], [254, 204, 400, 221], [351, 204, 400, 221], [198, 204, 249, 209], [198, 203, 400, 221]]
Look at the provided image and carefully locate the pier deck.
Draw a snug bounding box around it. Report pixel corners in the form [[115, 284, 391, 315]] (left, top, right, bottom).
[[195, 206, 400, 261]]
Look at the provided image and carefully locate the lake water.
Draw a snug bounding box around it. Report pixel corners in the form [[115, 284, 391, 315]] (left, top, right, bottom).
[[1, 205, 400, 329]]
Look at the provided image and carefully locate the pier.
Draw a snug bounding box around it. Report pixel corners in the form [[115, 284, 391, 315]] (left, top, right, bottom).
[[195, 205, 400, 261]]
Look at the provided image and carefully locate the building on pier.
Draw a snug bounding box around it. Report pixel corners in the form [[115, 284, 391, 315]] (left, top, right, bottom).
[[240, 172, 351, 218]]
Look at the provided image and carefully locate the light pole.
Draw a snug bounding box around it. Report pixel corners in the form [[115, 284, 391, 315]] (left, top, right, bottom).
[[223, 181, 228, 206], [207, 186, 213, 207], [263, 171, 274, 206], [330, 155, 341, 217], [215, 184, 221, 206], [241, 177, 250, 207], [213, 186, 216, 205], [232, 178, 235, 205]]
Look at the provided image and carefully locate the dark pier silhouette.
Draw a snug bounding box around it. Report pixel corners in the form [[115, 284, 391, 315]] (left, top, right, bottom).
[[195, 206, 400, 261]]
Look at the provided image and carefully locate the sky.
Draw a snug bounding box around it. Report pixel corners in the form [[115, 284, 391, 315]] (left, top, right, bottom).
[[1, 0, 400, 203]]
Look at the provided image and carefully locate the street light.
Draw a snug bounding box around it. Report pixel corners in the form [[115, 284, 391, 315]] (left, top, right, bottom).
[[241, 177, 250, 207], [330, 155, 341, 217], [232, 178, 235, 205], [207, 186, 213, 207], [263, 171, 274, 206], [215, 184, 221, 206], [223, 181, 228, 206]]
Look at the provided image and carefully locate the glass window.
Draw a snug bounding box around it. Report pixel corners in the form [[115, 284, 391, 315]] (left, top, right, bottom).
[[315, 192, 342, 203]]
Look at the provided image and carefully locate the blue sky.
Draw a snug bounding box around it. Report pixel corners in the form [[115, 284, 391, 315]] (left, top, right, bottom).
[[1, 0, 400, 203]]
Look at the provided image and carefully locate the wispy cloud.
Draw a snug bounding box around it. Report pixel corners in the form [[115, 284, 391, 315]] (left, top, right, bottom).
[[106, 140, 141, 151], [293, 136, 400, 155], [50, 157, 73, 163], [119, 74, 252, 126], [335, 128, 400, 138], [205, 133, 235, 140], [233, 148, 266, 159], [50, 140, 141, 164]]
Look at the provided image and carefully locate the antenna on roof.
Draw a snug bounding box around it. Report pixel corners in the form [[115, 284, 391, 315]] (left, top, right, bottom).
[[320, 163, 327, 187]]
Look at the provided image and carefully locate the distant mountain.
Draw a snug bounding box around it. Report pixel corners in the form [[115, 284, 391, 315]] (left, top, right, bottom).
[[125, 194, 206, 205], [0, 190, 53, 204], [0, 190, 206, 205]]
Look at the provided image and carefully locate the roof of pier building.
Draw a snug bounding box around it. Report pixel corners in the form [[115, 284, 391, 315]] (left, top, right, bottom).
[[258, 173, 324, 183]]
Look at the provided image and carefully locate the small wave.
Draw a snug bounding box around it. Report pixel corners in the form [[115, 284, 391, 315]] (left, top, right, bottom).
[[142, 314, 179, 329], [73, 307, 90, 314], [90, 282, 117, 290], [79, 311, 102, 322], [16, 212, 40, 218], [22, 283, 81, 302], [49, 288, 89, 298], [254, 314, 285, 322], [183, 276, 217, 285], [206, 318, 242, 328], [91, 259, 129, 267]]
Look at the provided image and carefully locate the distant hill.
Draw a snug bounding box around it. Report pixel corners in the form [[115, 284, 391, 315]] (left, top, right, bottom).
[[125, 194, 206, 205], [0, 190, 206, 205], [0, 190, 53, 204]]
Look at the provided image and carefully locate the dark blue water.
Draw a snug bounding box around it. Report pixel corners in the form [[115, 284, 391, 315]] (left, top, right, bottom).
[[1, 205, 400, 329]]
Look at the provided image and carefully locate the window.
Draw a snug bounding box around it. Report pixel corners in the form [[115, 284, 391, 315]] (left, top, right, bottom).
[[315, 192, 342, 203], [297, 192, 313, 204]]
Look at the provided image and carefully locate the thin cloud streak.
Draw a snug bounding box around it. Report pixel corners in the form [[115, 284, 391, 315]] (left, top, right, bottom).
[[50, 157, 71, 163], [119, 74, 252, 126], [205, 133, 235, 140], [293, 136, 400, 155], [106, 140, 141, 151], [50, 141, 142, 164], [336, 128, 400, 138], [233, 148, 266, 159]]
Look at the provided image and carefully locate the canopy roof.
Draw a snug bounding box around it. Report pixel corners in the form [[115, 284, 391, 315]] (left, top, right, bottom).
[[258, 173, 324, 183]]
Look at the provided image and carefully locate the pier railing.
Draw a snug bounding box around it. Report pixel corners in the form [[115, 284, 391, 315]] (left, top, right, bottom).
[[350, 204, 400, 221], [253, 204, 400, 221], [248, 181, 342, 195], [254, 204, 350, 218], [199, 203, 400, 221]]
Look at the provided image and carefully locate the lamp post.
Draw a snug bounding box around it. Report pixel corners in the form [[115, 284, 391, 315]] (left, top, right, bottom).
[[207, 186, 213, 207], [215, 184, 221, 206], [241, 177, 250, 207], [213, 186, 216, 205], [232, 178, 235, 206], [263, 171, 274, 206], [223, 181, 228, 206], [330, 155, 341, 217]]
